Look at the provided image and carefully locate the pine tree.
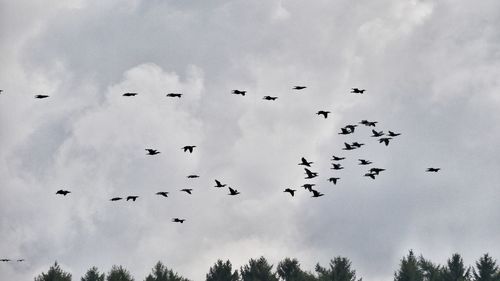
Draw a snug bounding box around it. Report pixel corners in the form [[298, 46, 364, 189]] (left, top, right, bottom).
[[206, 260, 239, 281], [144, 261, 191, 281], [316, 257, 360, 281], [418, 256, 443, 281], [81, 267, 105, 281], [240, 256, 279, 281], [34, 261, 72, 281], [277, 258, 316, 281], [106, 265, 134, 281], [394, 250, 424, 281], [472, 254, 500, 281], [443, 254, 470, 281]]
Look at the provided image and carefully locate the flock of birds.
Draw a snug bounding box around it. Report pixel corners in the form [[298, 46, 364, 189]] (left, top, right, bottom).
[[1, 86, 441, 262]]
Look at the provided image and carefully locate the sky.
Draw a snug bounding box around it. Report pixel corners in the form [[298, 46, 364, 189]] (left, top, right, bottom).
[[1, 0, 500, 280]]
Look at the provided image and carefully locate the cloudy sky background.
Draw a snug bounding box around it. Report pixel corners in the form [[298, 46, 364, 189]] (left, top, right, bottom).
[[1, 0, 500, 280]]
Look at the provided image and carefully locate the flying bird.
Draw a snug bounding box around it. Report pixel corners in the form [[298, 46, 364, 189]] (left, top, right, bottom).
[[182, 145, 196, 153], [187, 175, 199, 179], [214, 180, 226, 188], [370, 168, 385, 175], [338, 128, 352, 135], [228, 187, 240, 196], [293, 86, 307, 90], [351, 142, 365, 148], [166, 93, 182, 98], [316, 111, 331, 119], [0, 259, 11, 262], [311, 189, 324, 198], [379, 137, 392, 146], [304, 168, 318, 179], [302, 183, 315, 191], [110, 197, 122, 201], [263, 96, 278, 100], [331, 155, 345, 161], [34, 95, 49, 99], [17, 259, 25, 262], [388, 131, 401, 137], [328, 177, 340, 185], [426, 168, 441, 172], [359, 120, 377, 127], [331, 163, 344, 170], [371, 130, 384, 137], [351, 88, 366, 94], [123, 92, 137, 97], [358, 159, 372, 165], [232, 90, 246, 96], [172, 218, 186, 223], [298, 157, 313, 167], [284, 188, 296, 197], [342, 142, 355, 150], [56, 189, 71, 196], [145, 149, 160, 155], [180, 189, 193, 194], [344, 124, 357, 132], [156, 192, 169, 197], [126, 196, 139, 201], [364, 173, 376, 180]]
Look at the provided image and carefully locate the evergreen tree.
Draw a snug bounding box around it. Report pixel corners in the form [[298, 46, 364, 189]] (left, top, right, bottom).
[[240, 256, 279, 281], [316, 257, 360, 281], [394, 250, 424, 281], [472, 254, 500, 281], [34, 261, 72, 281], [106, 265, 134, 281], [277, 258, 316, 281], [206, 259, 239, 281], [144, 261, 190, 281], [81, 267, 105, 281], [443, 254, 470, 281], [418, 256, 443, 281]]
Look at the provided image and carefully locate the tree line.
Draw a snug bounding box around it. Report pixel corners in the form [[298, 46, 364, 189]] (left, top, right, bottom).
[[34, 251, 500, 281]]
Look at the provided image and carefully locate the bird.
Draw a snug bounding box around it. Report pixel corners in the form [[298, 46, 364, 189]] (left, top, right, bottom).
[[110, 197, 122, 201], [232, 90, 246, 96], [0, 90, 3, 95], [351, 142, 365, 148], [17, 259, 25, 262], [187, 175, 199, 179], [228, 187, 240, 195], [328, 177, 340, 184], [126, 196, 139, 201], [371, 130, 384, 137], [123, 92, 137, 97], [298, 157, 313, 167], [166, 93, 182, 98], [331, 155, 345, 161], [388, 131, 401, 137], [342, 142, 356, 150], [370, 168, 385, 175], [316, 111, 331, 119], [284, 188, 296, 197], [304, 168, 318, 179], [56, 189, 71, 196], [145, 149, 160, 155], [311, 189, 324, 197], [379, 137, 392, 146], [344, 124, 357, 132], [156, 191, 169, 197], [331, 163, 344, 170], [263, 96, 278, 100], [359, 120, 377, 127], [351, 88, 366, 94], [182, 145, 196, 153], [34, 95, 49, 99], [426, 168, 441, 172], [293, 86, 307, 90], [364, 173, 376, 179], [180, 189, 193, 194], [338, 128, 352, 135], [172, 218, 186, 223], [302, 183, 315, 191], [358, 159, 372, 165], [214, 180, 226, 188], [0, 259, 11, 262]]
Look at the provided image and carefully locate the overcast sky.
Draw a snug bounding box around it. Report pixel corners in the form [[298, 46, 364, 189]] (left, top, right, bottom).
[[1, 0, 500, 280]]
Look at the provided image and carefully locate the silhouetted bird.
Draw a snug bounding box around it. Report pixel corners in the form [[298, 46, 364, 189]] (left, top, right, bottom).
[[145, 149, 160, 155], [156, 191, 169, 197], [316, 111, 331, 119], [214, 179, 226, 188], [342, 142, 355, 150], [298, 157, 313, 167], [263, 96, 278, 100], [311, 189, 324, 197], [339, 128, 352, 135], [304, 168, 318, 179], [56, 189, 71, 196], [359, 120, 377, 127], [293, 86, 307, 90], [370, 168, 385, 175], [0, 259, 11, 262], [187, 175, 199, 179], [126, 196, 139, 201], [172, 218, 185, 223], [379, 137, 392, 146], [228, 187, 240, 195], [232, 90, 246, 96], [364, 173, 376, 179], [388, 131, 401, 137], [351, 88, 366, 94], [371, 130, 384, 137], [426, 168, 441, 172], [123, 92, 137, 96], [358, 159, 372, 165], [331, 155, 345, 161], [182, 145, 196, 153], [17, 259, 25, 262], [345, 124, 357, 132], [302, 183, 315, 191], [35, 95, 49, 99], [180, 189, 193, 194], [110, 197, 122, 201], [284, 188, 296, 197], [328, 177, 340, 184], [331, 163, 344, 170], [351, 142, 365, 148], [166, 93, 182, 98]]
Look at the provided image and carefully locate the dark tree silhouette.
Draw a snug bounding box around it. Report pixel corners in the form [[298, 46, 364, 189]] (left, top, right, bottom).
[[240, 256, 279, 281], [81, 267, 105, 281], [144, 261, 190, 281], [418, 256, 443, 281], [394, 250, 424, 281], [277, 258, 316, 281], [443, 254, 470, 281], [472, 254, 500, 281], [316, 256, 361, 281], [34, 261, 72, 281], [206, 259, 239, 281], [106, 265, 134, 281]]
